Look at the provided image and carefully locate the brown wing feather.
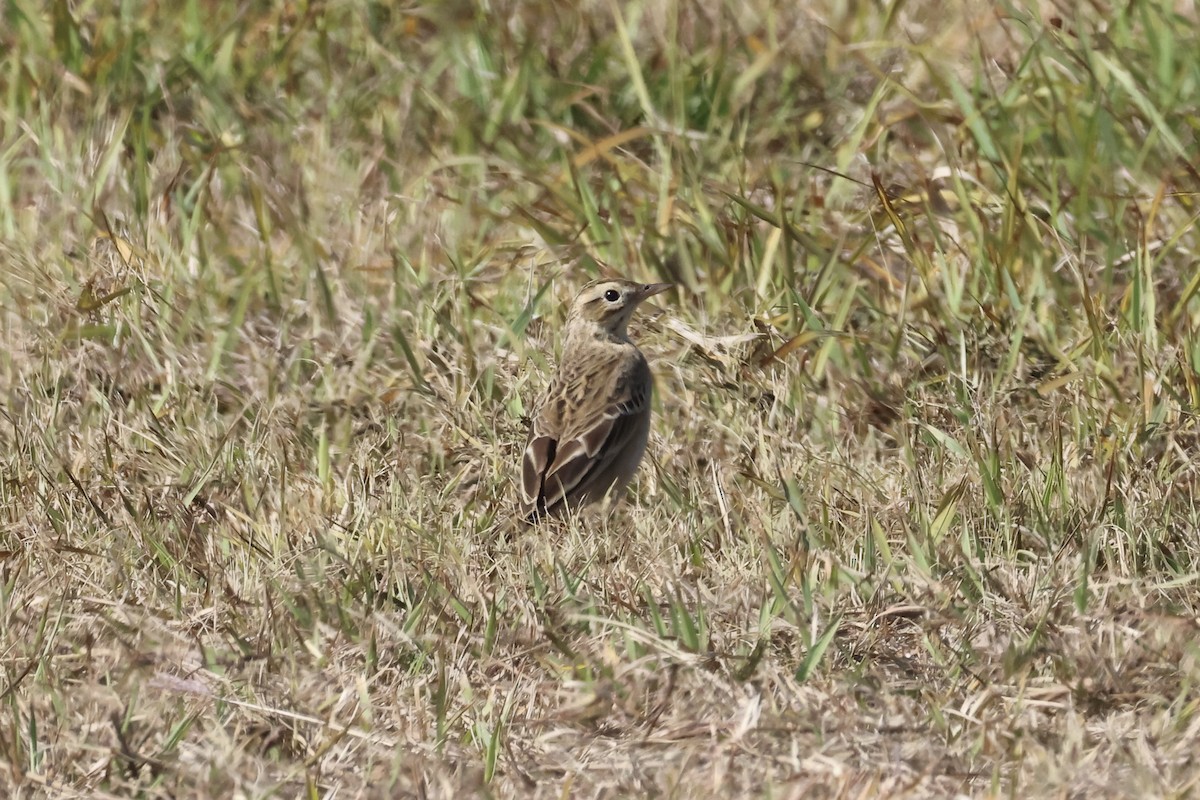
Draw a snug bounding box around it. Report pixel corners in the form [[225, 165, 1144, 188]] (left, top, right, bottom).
[[520, 400, 562, 518], [520, 434, 555, 513], [521, 355, 650, 521], [539, 405, 641, 511]]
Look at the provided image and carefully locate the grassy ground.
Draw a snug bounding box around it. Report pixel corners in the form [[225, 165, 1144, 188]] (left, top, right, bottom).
[[2, 0, 1200, 796]]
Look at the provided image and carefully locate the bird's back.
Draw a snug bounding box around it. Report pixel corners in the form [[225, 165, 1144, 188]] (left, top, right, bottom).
[[521, 342, 652, 520]]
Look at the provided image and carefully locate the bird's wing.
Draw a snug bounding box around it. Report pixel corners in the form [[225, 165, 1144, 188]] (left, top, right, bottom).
[[520, 421, 558, 517], [521, 357, 650, 519]]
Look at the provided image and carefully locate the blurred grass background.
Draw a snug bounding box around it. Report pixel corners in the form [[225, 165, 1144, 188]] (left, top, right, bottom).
[[2, 0, 1199, 796]]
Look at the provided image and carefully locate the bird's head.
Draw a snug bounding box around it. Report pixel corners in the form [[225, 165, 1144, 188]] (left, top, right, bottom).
[[567, 279, 672, 340]]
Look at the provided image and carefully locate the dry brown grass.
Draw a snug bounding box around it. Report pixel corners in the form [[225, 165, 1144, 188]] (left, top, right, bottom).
[[2, 0, 1200, 797]]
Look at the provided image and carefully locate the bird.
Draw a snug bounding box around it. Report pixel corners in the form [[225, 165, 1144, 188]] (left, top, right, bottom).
[[519, 278, 672, 522]]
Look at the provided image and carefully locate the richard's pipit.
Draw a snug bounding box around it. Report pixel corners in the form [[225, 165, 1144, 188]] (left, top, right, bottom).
[[520, 279, 671, 522]]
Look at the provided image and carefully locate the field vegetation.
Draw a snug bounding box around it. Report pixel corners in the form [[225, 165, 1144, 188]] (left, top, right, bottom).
[[2, 0, 1200, 796]]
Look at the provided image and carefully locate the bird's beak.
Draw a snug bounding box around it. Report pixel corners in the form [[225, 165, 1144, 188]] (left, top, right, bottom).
[[636, 283, 673, 301]]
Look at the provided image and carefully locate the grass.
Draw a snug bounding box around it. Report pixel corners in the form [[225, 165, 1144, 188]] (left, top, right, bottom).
[[2, 0, 1200, 796]]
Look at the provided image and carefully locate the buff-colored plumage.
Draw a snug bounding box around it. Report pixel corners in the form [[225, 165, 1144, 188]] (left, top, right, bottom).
[[520, 279, 671, 522]]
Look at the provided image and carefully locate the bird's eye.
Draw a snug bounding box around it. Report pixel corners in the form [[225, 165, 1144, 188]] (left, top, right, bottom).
[[604, 289, 621, 302]]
